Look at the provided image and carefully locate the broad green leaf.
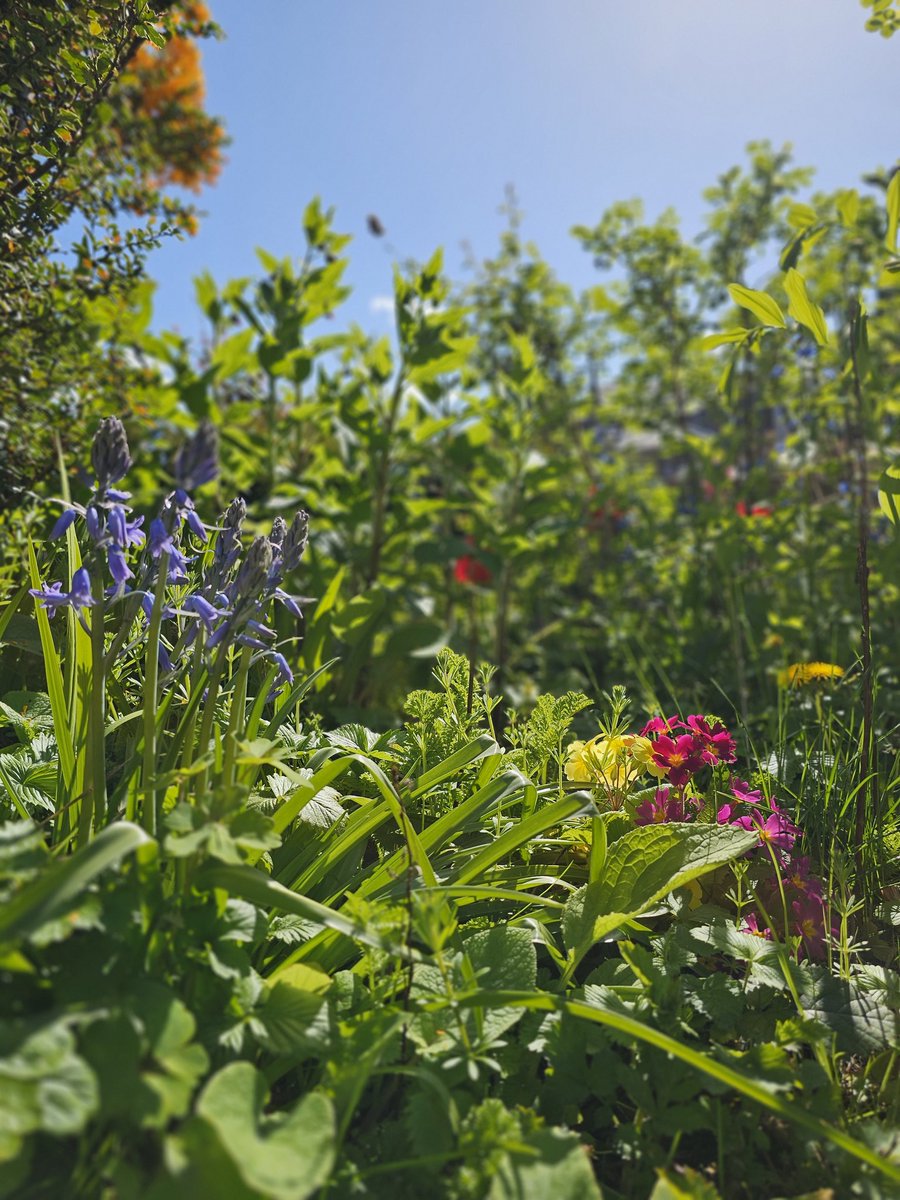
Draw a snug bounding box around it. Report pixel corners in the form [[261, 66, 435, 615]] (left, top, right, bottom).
[[562, 824, 757, 970], [877, 462, 900, 525], [195, 1063, 335, 1200], [257, 965, 332, 1054], [783, 268, 829, 345], [727, 284, 786, 328]]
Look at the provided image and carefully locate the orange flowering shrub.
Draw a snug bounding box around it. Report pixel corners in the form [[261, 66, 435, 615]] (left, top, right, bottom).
[[129, 2, 226, 192]]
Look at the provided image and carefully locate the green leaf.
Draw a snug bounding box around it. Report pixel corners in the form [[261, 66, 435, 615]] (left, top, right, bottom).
[[699, 329, 750, 351], [488, 1127, 603, 1199], [783, 268, 829, 345], [0, 1020, 98, 1160], [0, 822, 152, 945], [258, 965, 332, 1053], [195, 1062, 335, 1200], [877, 462, 900, 525], [887, 168, 900, 252], [799, 971, 900, 1053], [727, 284, 786, 328], [27, 542, 75, 800], [562, 824, 757, 971]]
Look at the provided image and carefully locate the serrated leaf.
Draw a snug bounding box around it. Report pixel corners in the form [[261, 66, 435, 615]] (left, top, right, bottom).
[[727, 284, 786, 329]]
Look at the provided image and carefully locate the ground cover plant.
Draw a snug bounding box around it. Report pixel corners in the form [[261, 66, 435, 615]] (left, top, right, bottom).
[[0, 419, 897, 1198], [1, 3, 899, 1197]]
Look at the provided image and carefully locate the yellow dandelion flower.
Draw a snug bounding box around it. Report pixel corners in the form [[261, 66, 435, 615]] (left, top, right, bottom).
[[777, 661, 844, 689]]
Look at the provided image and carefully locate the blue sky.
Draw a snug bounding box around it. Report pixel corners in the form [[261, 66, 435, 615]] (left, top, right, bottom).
[[149, 1, 899, 341]]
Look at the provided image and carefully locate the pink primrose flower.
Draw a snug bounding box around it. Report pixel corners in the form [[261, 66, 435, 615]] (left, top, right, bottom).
[[650, 733, 705, 787]]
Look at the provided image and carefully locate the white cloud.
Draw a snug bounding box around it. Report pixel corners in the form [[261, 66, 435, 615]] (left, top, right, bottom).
[[369, 294, 394, 316]]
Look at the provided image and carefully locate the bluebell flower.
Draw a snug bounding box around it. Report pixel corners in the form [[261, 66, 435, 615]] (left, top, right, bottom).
[[50, 508, 79, 539], [269, 652, 294, 687], [85, 505, 102, 543], [108, 545, 133, 589], [30, 566, 95, 626], [148, 519, 189, 581], [108, 505, 145, 549], [183, 593, 229, 632], [274, 588, 304, 618]]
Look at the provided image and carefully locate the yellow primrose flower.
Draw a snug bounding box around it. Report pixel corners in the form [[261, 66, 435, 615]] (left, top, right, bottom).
[[777, 661, 844, 689], [565, 735, 630, 789], [621, 734, 668, 779]]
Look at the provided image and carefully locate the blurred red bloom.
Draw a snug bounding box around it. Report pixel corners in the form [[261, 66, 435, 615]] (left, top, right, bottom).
[[454, 555, 492, 585]]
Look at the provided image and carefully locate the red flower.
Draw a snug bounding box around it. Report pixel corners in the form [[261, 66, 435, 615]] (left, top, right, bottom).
[[454, 555, 492, 586], [736, 501, 774, 519]]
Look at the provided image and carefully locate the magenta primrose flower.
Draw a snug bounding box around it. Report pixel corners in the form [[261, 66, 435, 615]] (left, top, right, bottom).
[[650, 733, 705, 787], [685, 715, 736, 766], [634, 787, 695, 826], [640, 714, 682, 737], [741, 912, 772, 940], [732, 799, 799, 857]]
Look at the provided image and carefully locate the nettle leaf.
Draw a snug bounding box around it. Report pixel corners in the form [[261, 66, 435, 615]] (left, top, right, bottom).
[[186, 1062, 335, 1200], [563, 824, 757, 969], [727, 283, 786, 328], [411, 926, 537, 1051]]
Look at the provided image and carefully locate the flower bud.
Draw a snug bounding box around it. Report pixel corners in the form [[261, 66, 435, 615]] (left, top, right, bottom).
[[91, 417, 132, 487]]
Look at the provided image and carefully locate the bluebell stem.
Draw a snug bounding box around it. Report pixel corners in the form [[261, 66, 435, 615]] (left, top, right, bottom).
[[91, 417, 132, 488]]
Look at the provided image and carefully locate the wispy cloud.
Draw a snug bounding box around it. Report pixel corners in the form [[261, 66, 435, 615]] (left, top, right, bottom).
[[369, 294, 394, 316]]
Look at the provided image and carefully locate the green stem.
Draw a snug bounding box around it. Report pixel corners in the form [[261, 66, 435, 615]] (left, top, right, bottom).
[[222, 645, 252, 786], [140, 553, 168, 836], [83, 575, 107, 844]]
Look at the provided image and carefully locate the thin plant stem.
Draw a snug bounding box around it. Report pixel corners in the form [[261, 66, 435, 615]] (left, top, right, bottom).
[[141, 553, 168, 836]]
